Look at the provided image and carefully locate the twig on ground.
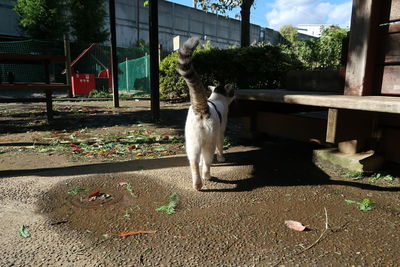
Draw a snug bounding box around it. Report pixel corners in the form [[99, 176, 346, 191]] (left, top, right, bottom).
[[297, 207, 329, 254]]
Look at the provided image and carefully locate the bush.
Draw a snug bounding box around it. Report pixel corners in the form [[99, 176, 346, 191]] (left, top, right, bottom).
[[159, 44, 303, 100], [294, 26, 348, 69]]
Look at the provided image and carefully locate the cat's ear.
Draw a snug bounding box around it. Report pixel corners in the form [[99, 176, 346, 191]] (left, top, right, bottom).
[[208, 85, 216, 92]]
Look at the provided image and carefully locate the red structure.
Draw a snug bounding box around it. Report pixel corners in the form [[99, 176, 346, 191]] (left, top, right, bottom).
[[71, 73, 96, 95]]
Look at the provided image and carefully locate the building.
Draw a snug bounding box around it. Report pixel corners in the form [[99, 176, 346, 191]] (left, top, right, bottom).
[[296, 24, 327, 37]]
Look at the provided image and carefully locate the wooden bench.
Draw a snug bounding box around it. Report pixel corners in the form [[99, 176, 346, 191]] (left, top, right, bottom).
[[0, 53, 70, 121]]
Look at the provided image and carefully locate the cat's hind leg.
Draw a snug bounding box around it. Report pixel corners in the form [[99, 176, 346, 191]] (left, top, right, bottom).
[[216, 132, 225, 163], [187, 149, 202, 190], [201, 145, 214, 181]]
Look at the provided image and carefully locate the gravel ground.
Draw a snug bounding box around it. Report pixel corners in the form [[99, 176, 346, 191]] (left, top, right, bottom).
[[1, 101, 400, 266]]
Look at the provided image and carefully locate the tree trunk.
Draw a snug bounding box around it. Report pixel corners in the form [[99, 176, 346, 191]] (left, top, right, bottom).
[[240, 0, 254, 47]]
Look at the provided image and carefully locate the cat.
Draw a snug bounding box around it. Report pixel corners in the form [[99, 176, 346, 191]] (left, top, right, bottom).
[[178, 37, 235, 191]]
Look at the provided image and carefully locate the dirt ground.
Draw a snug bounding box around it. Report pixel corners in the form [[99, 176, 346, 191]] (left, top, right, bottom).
[[1, 100, 400, 267]]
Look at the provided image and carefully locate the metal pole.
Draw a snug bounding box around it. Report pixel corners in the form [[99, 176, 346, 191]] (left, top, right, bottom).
[[126, 58, 129, 91], [63, 34, 73, 98], [136, 0, 140, 42], [149, 0, 160, 120], [109, 0, 119, 107]]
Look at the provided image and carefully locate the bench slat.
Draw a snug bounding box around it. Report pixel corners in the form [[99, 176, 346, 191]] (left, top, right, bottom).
[[236, 89, 400, 114], [0, 83, 69, 91]]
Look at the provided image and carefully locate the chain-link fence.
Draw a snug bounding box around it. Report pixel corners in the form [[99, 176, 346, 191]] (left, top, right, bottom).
[[0, 39, 150, 95]]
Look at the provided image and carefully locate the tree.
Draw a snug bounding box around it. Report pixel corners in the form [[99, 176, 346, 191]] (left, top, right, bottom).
[[295, 26, 348, 69], [195, 0, 255, 47], [279, 25, 298, 44], [69, 0, 109, 43], [14, 0, 68, 39]]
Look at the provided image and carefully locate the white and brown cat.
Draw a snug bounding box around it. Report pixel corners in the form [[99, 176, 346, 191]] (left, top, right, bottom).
[[178, 37, 235, 190]]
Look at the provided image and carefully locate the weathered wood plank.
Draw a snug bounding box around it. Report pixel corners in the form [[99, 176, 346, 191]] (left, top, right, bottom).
[[390, 0, 400, 21], [0, 83, 69, 91], [381, 65, 400, 95], [383, 33, 400, 63], [0, 53, 66, 64], [236, 89, 400, 114], [388, 23, 400, 33]]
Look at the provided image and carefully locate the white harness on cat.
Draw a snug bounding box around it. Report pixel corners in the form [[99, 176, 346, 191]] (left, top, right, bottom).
[[207, 100, 222, 123]]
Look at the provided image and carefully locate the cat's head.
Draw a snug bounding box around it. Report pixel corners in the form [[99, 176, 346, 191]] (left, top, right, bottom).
[[208, 84, 236, 103]]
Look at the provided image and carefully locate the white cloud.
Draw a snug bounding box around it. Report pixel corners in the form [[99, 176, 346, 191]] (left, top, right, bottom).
[[265, 0, 352, 30]]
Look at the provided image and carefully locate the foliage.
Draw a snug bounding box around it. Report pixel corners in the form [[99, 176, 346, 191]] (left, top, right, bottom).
[[14, 0, 108, 42], [294, 26, 348, 69], [345, 198, 375, 212], [14, 0, 68, 39], [195, 0, 242, 14], [159, 43, 303, 100], [279, 25, 298, 44], [159, 52, 188, 100], [88, 90, 111, 98], [69, 0, 109, 43], [156, 193, 179, 215]]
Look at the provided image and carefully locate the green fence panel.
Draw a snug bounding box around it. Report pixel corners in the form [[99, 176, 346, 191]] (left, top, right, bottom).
[[118, 55, 150, 95]]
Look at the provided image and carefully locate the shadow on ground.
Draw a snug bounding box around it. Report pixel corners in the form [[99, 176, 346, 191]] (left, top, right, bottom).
[[3, 140, 399, 194]]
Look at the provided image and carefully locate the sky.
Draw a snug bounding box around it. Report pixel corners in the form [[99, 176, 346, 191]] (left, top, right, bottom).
[[168, 0, 353, 30]]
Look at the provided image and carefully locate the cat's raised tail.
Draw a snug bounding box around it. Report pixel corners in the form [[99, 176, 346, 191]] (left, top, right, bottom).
[[178, 37, 209, 118]]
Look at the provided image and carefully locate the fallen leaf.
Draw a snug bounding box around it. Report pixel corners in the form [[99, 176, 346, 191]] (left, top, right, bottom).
[[284, 220, 306, 232], [119, 182, 128, 186], [113, 230, 157, 237], [128, 145, 136, 150], [162, 136, 169, 141]]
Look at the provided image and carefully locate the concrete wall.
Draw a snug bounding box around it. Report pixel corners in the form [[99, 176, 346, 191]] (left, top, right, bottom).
[[113, 0, 278, 50], [1, 0, 281, 50]]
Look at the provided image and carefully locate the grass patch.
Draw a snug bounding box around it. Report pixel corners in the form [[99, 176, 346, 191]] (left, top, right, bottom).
[[345, 198, 375, 212], [68, 187, 89, 195], [156, 193, 179, 215], [368, 173, 394, 183], [344, 171, 364, 180], [88, 90, 112, 98]]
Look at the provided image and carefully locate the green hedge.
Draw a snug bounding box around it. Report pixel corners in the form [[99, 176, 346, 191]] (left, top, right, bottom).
[[159, 44, 303, 100]]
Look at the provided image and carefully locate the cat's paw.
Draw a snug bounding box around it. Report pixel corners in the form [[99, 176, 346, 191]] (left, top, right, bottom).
[[217, 154, 225, 163], [193, 182, 203, 191]]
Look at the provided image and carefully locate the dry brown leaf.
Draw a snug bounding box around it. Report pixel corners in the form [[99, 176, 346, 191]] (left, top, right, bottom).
[[113, 230, 157, 237], [284, 220, 306, 232]]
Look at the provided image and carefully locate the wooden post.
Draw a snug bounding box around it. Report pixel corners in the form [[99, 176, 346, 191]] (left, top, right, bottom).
[[344, 0, 383, 96], [44, 60, 53, 121], [149, 0, 160, 120], [63, 34, 73, 98], [109, 0, 120, 107]]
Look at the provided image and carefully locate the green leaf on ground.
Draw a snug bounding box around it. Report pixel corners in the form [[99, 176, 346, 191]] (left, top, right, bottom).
[[368, 173, 394, 183], [345, 198, 375, 212], [67, 187, 89, 195], [156, 193, 179, 215], [19, 225, 30, 238]]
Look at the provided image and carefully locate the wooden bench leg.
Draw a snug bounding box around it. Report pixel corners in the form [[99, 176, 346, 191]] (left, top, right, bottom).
[[45, 90, 53, 121]]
